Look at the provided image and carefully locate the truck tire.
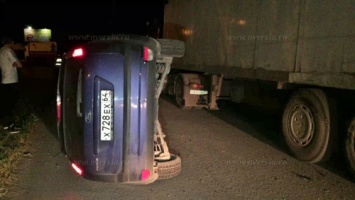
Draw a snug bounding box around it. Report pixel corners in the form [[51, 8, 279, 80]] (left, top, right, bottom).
[[345, 118, 355, 178], [174, 75, 185, 108], [157, 154, 182, 179], [282, 88, 336, 163], [157, 39, 185, 58]]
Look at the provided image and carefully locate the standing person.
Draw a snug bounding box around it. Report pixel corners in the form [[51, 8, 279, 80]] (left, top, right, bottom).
[[0, 37, 22, 133]]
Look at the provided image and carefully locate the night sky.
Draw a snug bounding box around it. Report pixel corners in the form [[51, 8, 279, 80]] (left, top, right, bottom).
[[0, 1, 166, 52]]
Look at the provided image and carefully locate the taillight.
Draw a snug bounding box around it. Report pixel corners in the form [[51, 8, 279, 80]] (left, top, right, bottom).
[[143, 46, 153, 62], [56, 94, 61, 123], [72, 48, 84, 57], [189, 83, 203, 89], [141, 169, 151, 181], [71, 163, 83, 175]]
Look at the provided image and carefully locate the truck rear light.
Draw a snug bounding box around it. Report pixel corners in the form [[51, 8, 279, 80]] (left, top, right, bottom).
[[71, 163, 83, 175], [143, 47, 153, 62], [72, 48, 84, 57], [189, 83, 203, 89], [56, 95, 61, 123], [141, 169, 151, 181]]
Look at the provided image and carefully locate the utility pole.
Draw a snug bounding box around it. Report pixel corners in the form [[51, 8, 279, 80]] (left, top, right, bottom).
[[0, 0, 5, 39], [0, 0, 4, 22], [112, 0, 116, 17], [110, 0, 116, 33]]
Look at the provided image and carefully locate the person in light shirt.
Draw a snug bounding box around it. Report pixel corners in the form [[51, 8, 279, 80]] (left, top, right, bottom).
[[0, 37, 23, 133]]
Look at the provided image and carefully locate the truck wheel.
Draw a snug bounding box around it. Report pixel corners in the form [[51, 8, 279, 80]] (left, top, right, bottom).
[[157, 154, 182, 179], [174, 75, 185, 108], [282, 88, 336, 163], [345, 118, 355, 177]]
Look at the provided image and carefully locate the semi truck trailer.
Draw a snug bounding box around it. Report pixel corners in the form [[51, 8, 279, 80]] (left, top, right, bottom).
[[162, 0, 355, 177]]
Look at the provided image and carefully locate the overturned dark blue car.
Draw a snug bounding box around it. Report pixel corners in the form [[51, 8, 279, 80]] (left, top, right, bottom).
[[56, 34, 184, 184]]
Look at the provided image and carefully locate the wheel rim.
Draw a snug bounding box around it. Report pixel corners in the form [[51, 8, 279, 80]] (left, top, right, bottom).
[[288, 104, 314, 146]]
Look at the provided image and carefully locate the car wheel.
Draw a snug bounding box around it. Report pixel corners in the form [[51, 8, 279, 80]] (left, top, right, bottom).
[[157, 154, 182, 179]]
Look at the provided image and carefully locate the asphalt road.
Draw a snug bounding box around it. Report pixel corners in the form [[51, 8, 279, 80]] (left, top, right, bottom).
[[3, 87, 355, 200]]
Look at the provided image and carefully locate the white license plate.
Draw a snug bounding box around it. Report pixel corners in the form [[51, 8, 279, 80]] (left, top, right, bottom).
[[100, 90, 113, 141], [189, 89, 208, 95]]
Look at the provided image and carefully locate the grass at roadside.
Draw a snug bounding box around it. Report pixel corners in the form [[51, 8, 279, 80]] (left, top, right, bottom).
[[0, 98, 39, 197]]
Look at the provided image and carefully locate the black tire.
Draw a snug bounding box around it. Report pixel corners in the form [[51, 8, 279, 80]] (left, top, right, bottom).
[[157, 39, 185, 57], [282, 88, 336, 163], [174, 75, 185, 108], [157, 154, 182, 179], [345, 118, 355, 178]]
